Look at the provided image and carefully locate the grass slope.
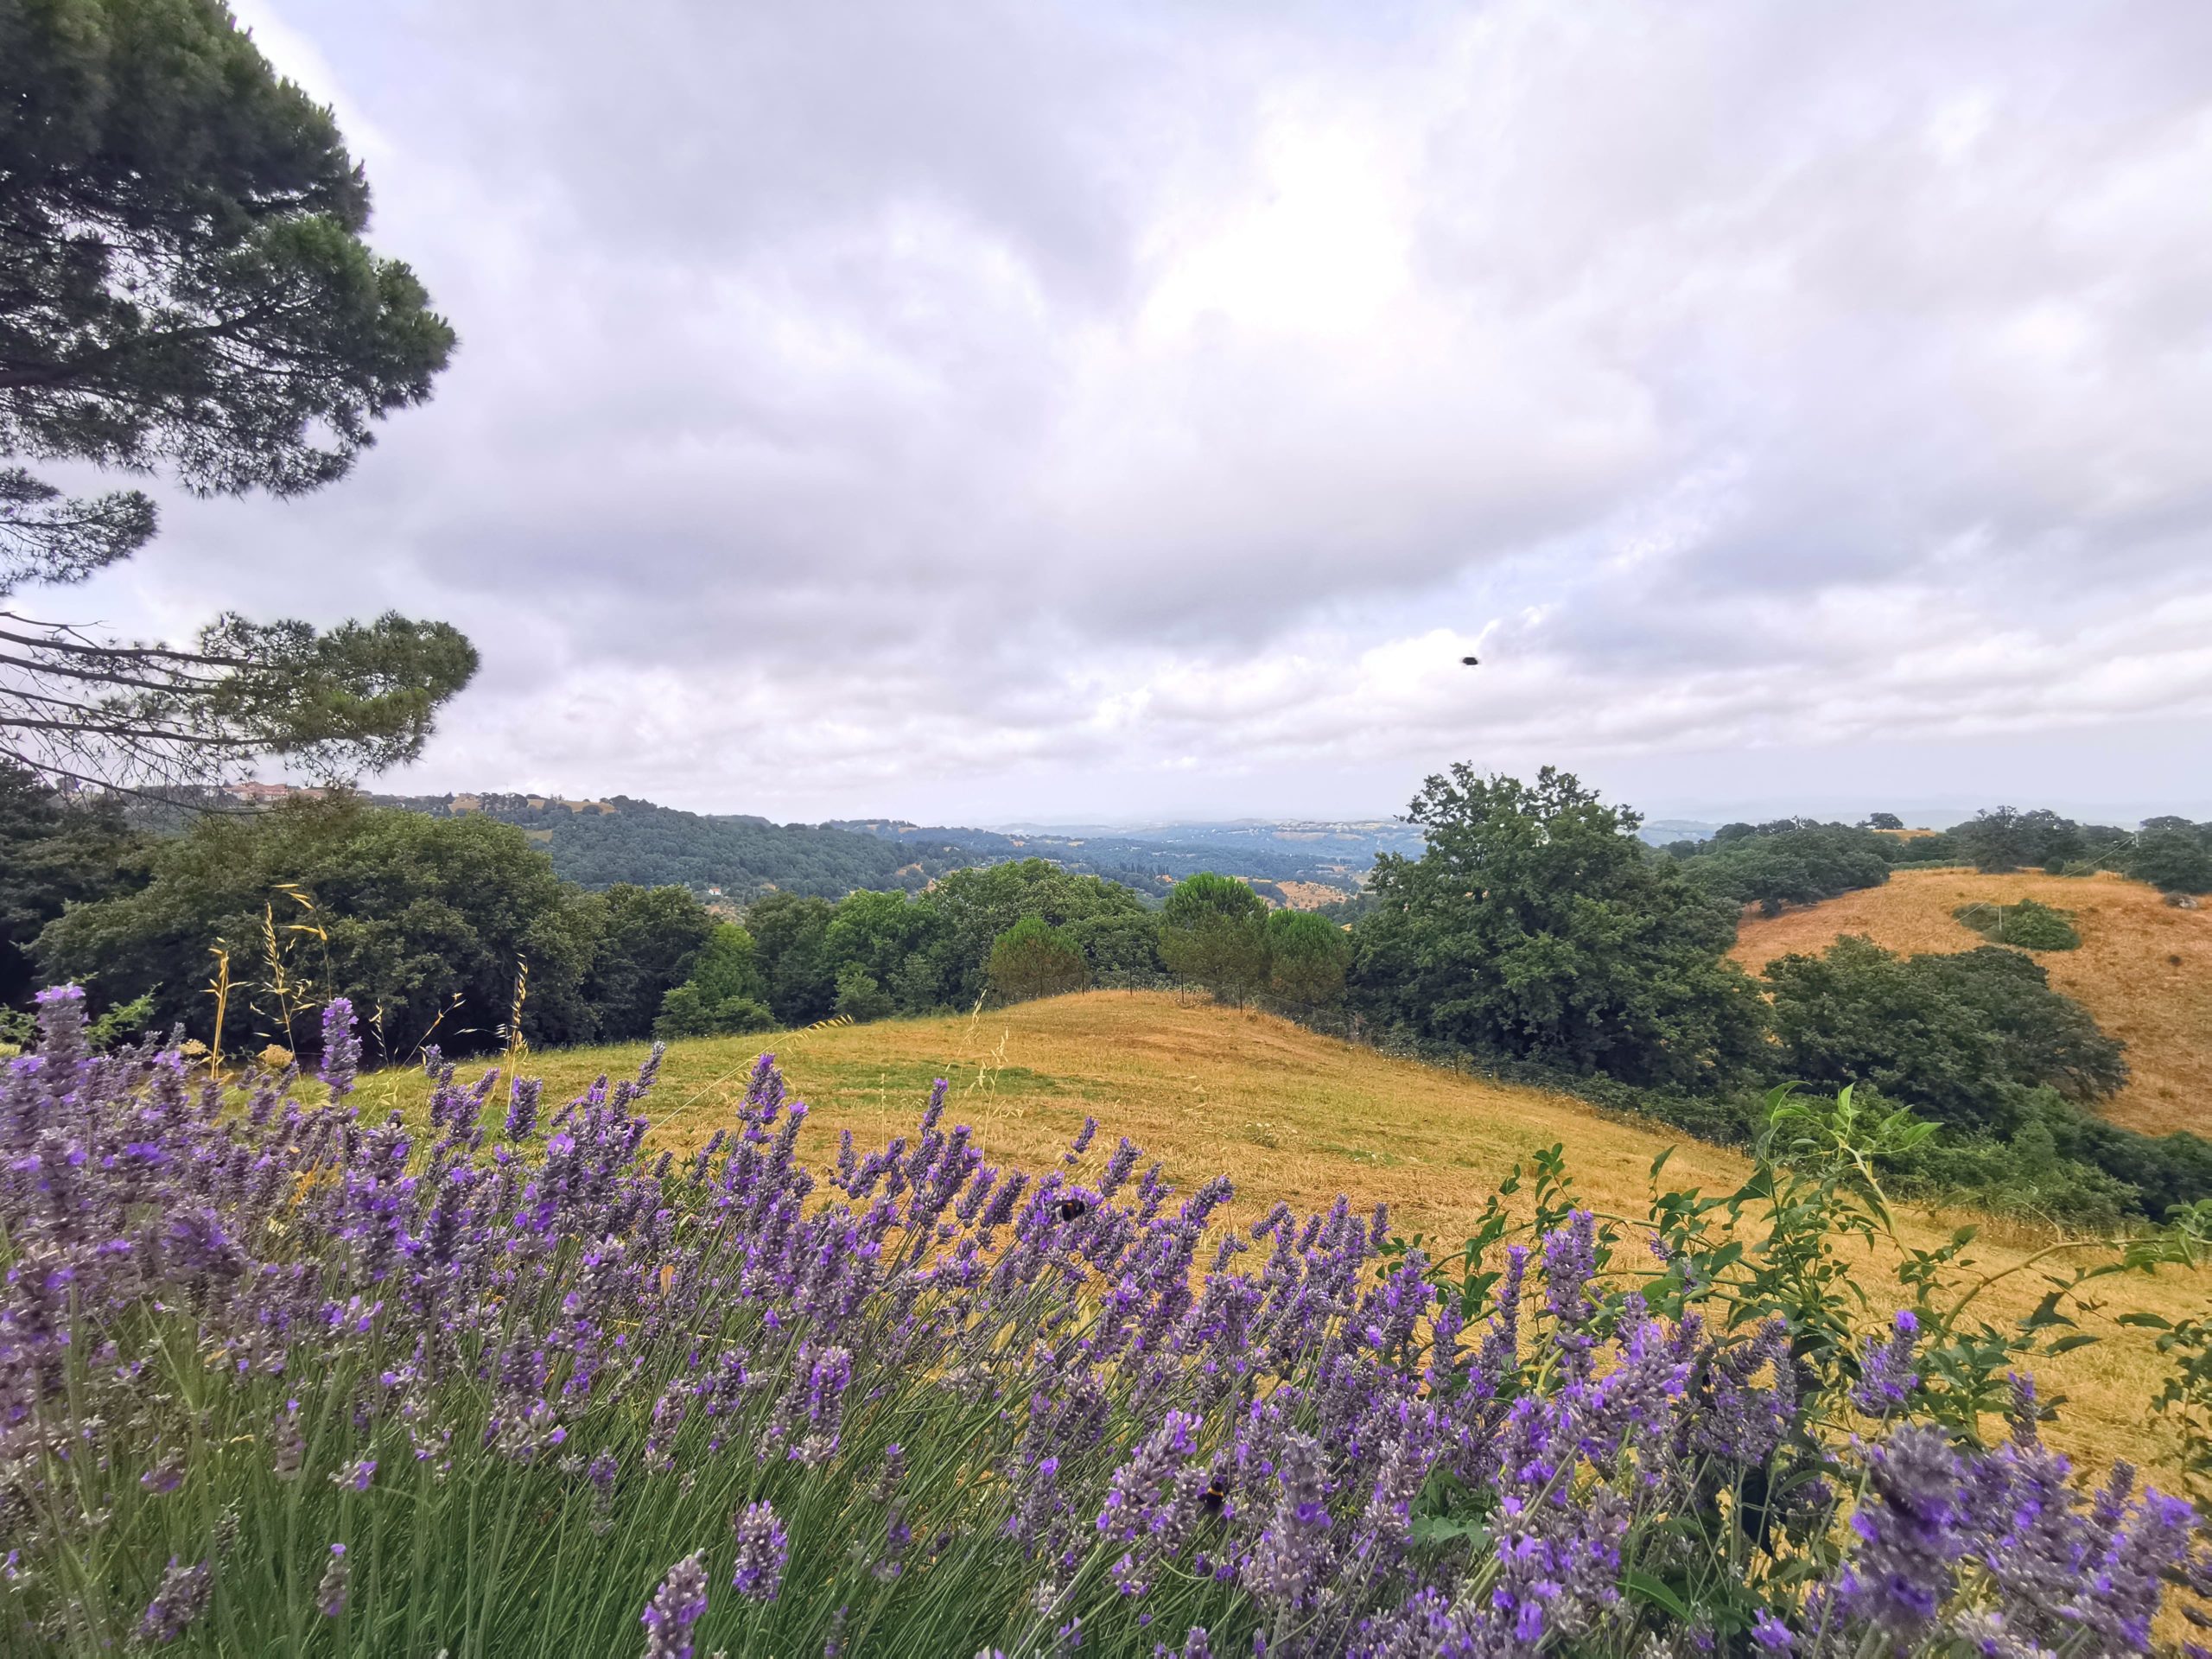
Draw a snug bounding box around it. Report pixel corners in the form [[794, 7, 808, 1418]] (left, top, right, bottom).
[[365, 990, 2209, 1487], [1733, 868, 2212, 1134]]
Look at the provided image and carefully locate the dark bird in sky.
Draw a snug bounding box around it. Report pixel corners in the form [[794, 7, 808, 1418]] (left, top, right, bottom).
[[1461, 655, 1479, 665]]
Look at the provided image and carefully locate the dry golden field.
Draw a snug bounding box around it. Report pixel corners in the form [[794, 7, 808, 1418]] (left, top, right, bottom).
[[1733, 868, 2212, 1135], [1271, 880, 1357, 910], [363, 990, 2211, 1489]]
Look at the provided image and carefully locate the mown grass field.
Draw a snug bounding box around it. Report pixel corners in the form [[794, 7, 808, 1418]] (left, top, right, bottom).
[[362, 990, 2211, 1490], [1733, 868, 2212, 1134]]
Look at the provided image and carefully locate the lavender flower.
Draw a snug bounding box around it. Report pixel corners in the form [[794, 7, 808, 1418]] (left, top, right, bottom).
[[1852, 1310, 1921, 1416], [137, 1558, 213, 1643], [316, 1544, 350, 1618], [140, 1452, 185, 1494], [732, 1500, 790, 1602], [2068, 1486, 2197, 1653], [0, 998, 2196, 1657], [334, 1456, 376, 1492], [1834, 1425, 1965, 1639], [319, 999, 361, 1100], [1242, 1432, 1332, 1613], [1749, 1611, 1793, 1652], [506, 1077, 543, 1141], [642, 1551, 709, 1659]]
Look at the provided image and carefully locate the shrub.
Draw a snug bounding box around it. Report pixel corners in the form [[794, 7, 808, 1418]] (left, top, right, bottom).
[[1888, 829, 1964, 867], [654, 983, 774, 1039], [1764, 937, 2126, 1135], [1952, 898, 2081, 950], [3, 993, 2202, 1655], [832, 963, 897, 1022], [1884, 1088, 2212, 1229]]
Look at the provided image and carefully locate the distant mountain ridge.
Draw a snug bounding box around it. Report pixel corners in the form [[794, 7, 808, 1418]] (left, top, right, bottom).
[[359, 792, 1394, 906]]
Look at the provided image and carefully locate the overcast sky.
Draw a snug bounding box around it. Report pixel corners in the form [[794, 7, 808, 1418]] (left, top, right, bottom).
[[66, 1, 2212, 825]]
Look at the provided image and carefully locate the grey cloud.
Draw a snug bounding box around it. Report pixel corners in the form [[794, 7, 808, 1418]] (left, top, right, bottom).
[[63, 0, 2212, 818]]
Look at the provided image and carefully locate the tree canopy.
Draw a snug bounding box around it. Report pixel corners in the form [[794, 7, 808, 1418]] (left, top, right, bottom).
[[1159, 871, 1270, 1005], [1675, 820, 1895, 915], [986, 915, 1089, 1003], [1762, 936, 2127, 1134], [0, 760, 147, 1005], [921, 860, 1151, 1005], [0, 0, 473, 789], [1349, 766, 1765, 1087], [1951, 806, 2085, 874], [575, 882, 715, 1042], [1263, 907, 1351, 1013], [36, 794, 601, 1058], [2123, 824, 2212, 893], [655, 922, 773, 1039]]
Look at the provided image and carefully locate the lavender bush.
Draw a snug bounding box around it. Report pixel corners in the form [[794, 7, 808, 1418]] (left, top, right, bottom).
[[3, 983, 2207, 1656]]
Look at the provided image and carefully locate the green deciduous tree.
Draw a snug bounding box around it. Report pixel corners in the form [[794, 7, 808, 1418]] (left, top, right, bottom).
[[744, 892, 836, 1026], [920, 859, 1151, 1005], [985, 914, 1089, 1003], [2124, 826, 2212, 894], [823, 887, 950, 1014], [0, 0, 474, 788], [1679, 822, 1892, 916], [35, 794, 599, 1058], [0, 759, 148, 1005], [1349, 766, 1765, 1088], [575, 883, 714, 1042], [655, 922, 773, 1039], [1160, 871, 1269, 1005], [1951, 806, 2083, 874], [1762, 936, 2126, 1134], [1063, 909, 1167, 983]]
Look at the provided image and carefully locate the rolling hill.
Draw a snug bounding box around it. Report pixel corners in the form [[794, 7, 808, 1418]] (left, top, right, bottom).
[[367, 990, 2208, 1486], [1732, 868, 2210, 1135]]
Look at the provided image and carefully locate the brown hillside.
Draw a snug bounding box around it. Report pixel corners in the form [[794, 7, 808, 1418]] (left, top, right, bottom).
[[1733, 868, 2211, 1135]]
